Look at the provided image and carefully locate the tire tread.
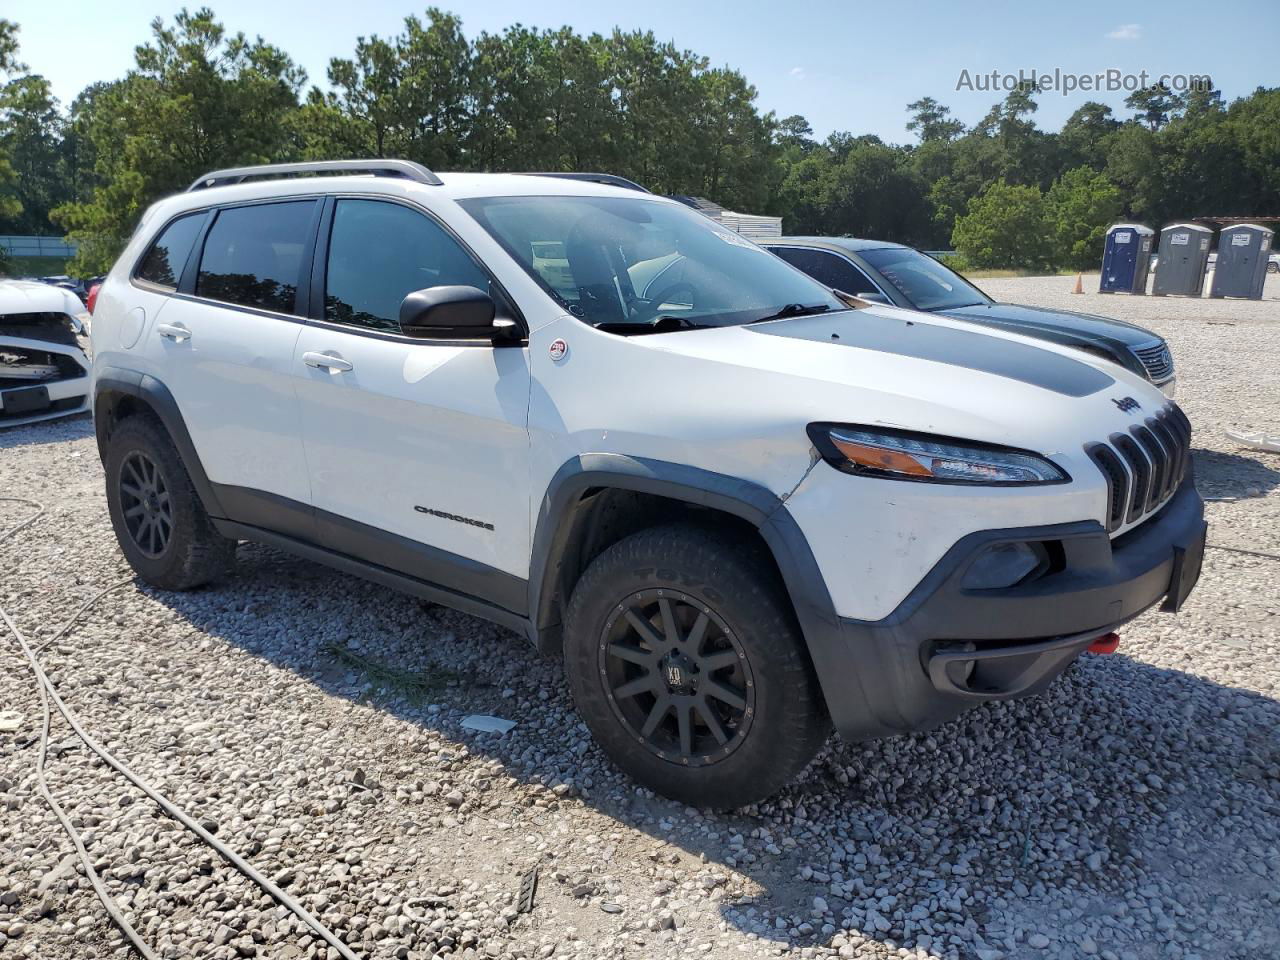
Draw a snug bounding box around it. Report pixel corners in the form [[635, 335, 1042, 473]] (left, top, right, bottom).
[[564, 522, 829, 807]]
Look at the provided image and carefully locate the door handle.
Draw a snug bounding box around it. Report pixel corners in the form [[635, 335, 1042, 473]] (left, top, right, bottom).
[[157, 322, 191, 342], [302, 351, 353, 373]]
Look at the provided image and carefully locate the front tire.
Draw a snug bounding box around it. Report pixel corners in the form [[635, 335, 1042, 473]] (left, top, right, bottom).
[[563, 523, 829, 808], [105, 415, 235, 590]]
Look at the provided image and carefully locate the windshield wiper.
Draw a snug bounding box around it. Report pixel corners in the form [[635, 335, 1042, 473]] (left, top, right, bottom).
[[749, 303, 833, 324], [595, 315, 706, 336]]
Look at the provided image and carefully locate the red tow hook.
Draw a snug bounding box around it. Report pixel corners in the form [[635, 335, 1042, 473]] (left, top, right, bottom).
[[1087, 632, 1120, 655]]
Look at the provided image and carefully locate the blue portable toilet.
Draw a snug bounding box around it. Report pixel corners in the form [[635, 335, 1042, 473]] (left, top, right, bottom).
[[1099, 223, 1154, 294]]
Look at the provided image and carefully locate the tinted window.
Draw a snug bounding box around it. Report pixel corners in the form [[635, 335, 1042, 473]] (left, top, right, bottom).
[[136, 213, 204, 289], [859, 248, 988, 311], [771, 247, 878, 295], [196, 201, 316, 314], [324, 199, 491, 332]]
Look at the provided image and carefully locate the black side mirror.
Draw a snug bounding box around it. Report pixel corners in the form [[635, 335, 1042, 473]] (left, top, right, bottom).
[[399, 285, 496, 339]]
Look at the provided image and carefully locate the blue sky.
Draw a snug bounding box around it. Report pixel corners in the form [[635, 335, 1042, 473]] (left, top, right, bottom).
[[7, 0, 1276, 142]]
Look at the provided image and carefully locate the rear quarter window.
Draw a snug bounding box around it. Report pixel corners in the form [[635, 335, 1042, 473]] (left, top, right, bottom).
[[135, 213, 205, 290]]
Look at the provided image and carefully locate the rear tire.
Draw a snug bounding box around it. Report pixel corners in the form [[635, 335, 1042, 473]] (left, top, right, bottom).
[[563, 523, 829, 808], [105, 415, 235, 589]]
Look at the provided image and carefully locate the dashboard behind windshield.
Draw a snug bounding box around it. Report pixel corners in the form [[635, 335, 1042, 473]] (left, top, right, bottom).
[[859, 248, 989, 312], [460, 195, 844, 329]]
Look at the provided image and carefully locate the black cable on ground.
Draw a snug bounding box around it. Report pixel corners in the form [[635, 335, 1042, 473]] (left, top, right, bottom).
[[1206, 543, 1280, 562], [0, 496, 46, 542], [3, 605, 161, 960], [0, 500, 361, 960], [33, 576, 137, 654]]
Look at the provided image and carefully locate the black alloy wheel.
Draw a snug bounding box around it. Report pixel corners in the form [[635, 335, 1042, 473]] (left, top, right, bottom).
[[104, 415, 236, 589], [119, 450, 173, 558], [599, 588, 755, 766], [563, 522, 832, 807]]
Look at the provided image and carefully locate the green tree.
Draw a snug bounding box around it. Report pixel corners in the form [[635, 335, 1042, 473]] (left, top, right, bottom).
[[1058, 102, 1119, 171], [905, 97, 964, 143], [0, 74, 69, 234], [1126, 82, 1177, 131], [952, 180, 1051, 270], [542, 29, 619, 172], [1045, 167, 1122, 269], [53, 8, 305, 274], [775, 114, 816, 151], [606, 30, 705, 193], [781, 137, 928, 243], [0, 18, 27, 238], [692, 67, 775, 210], [470, 24, 559, 169], [1220, 87, 1280, 216], [316, 9, 473, 168]]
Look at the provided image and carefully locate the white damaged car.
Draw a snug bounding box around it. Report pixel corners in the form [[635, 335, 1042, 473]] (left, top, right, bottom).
[[0, 279, 91, 427]]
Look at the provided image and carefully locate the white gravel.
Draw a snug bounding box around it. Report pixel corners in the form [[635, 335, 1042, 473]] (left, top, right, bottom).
[[2, 275, 1279, 960]]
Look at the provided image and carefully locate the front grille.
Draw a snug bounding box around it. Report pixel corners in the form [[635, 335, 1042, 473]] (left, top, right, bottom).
[[0, 346, 85, 389], [1086, 403, 1192, 533], [1133, 341, 1175, 383]]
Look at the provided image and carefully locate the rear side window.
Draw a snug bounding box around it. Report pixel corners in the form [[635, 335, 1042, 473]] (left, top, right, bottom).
[[136, 213, 204, 290], [323, 199, 491, 332], [196, 201, 317, 315]]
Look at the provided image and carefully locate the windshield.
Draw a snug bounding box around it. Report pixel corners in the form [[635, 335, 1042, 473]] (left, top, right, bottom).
[[459, 195, 844, 329], [859, 248, 989, 312]]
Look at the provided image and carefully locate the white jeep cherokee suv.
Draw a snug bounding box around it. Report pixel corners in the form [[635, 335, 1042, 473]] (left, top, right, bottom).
[[91, 160, 1206, 807]]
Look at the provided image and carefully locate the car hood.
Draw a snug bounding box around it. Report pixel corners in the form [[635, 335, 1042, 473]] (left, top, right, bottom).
[[0, 280, 88, 345], [0, 279, 87, 319], [938, 302, 1159, 348], [616, 305, 1166, 452]]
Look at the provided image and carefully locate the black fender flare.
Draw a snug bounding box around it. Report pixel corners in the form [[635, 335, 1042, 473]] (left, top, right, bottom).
[[528, 455, 847, 705], [93, 366, 226, 519]]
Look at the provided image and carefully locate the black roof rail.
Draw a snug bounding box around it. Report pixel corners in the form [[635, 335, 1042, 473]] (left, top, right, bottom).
[[519, 172, 651, 194], [187, 159, 443, 193]]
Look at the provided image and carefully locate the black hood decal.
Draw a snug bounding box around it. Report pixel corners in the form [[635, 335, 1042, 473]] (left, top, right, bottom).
[[940, 302, 1153, 345], [747, 311, 1115, 398]]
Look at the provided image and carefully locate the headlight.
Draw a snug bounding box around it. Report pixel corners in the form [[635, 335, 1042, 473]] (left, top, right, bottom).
[[807, 424, 1069, 485]]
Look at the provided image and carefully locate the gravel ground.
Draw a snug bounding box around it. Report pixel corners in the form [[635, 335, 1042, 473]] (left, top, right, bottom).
[[2, 275, 1278, 960]]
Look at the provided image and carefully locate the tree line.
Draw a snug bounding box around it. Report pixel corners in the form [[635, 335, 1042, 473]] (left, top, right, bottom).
[[0, 8, 1276, 276]]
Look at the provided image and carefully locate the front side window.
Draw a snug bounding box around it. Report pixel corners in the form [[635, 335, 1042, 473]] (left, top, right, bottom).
[[770, 247, 879, 296], [136, 213, 204, 290], [460, 195, 844, 330], [323, 199, 491, 333], [196, 201, 317, 314], [858, 248, 988, 312]]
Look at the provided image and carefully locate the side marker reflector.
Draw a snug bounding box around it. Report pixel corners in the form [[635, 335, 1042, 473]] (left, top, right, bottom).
[[1087, 632, 1120, 655]]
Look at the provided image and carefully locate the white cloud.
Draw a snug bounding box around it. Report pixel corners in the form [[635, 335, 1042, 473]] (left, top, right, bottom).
[[1105, 23, 1142, 40], [789, 66, 806, 80]]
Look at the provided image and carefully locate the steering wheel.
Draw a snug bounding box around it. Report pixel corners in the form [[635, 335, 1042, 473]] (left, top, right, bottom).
[[634, 282, 698, 322]]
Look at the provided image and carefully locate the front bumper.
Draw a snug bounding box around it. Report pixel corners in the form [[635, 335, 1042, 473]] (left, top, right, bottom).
[[0, 336, 90, 428], [811, 479, 1206, 741]]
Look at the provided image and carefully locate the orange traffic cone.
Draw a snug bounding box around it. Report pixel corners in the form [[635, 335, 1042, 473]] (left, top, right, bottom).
[[1072, 273, 1084, 294]]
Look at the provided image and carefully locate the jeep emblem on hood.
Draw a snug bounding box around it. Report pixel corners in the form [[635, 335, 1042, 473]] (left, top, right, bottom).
[[1112, 397, 1142, 414]]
